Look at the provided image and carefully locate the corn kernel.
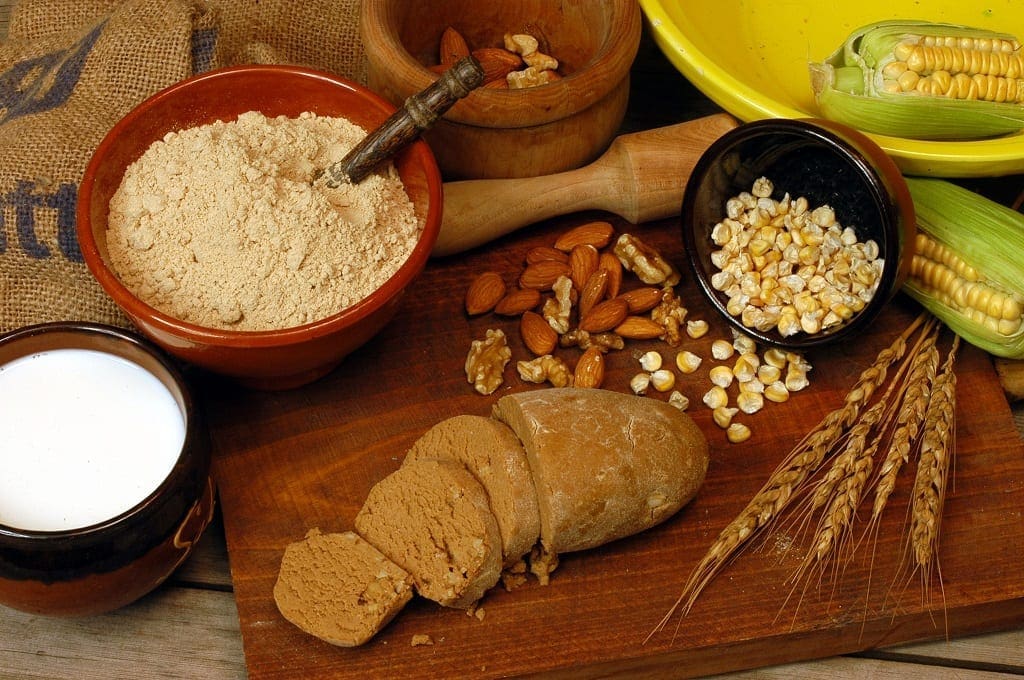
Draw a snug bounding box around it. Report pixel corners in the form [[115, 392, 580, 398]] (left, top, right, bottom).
[[711, 339, 735, 361], [733, 355, 758, 382], [737, 391, 764, 414], [639, 350, 662, 372], [756, 364, 782, 384], [727, 422, 752, 443], [764, 381, 791, 403], [785, 367, 810, 392], [686, 319, 710, 339], [763, 347, 788, 369], [650, 369, 676, 392], [713, 406, 739, 428], [675, 350, 702, 373], [630, 372, 651, 395], [702, 385, 729, 410], [668, 390, 690, 411], [709, 365, 734, 388], [732, 333, 757, 355]]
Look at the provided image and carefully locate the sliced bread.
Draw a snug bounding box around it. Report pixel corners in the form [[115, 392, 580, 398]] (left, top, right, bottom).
[[354, 458, 503, 608], [403, 414, 541, 566], [273, 529, 412, 647]]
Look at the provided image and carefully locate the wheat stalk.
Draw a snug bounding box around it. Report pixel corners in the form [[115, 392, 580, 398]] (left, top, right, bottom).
[[870, 323, 940, 521], [909, 336, 959, 588], [646, 316, 927, 641]]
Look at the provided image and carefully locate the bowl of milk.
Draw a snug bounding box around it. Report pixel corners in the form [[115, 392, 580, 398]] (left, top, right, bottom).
[[0, 322, 214, 616]]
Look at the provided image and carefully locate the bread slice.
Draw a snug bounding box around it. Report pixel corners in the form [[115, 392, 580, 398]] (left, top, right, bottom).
[[492, 388, 709, 554], [403, 414, 541, 566], [354, 458, 503, 608], [273, 529, 412, 647]]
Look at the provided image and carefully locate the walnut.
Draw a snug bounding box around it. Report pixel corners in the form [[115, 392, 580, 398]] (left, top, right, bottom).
[[558, 329, 625, 353], [612, 233, 681, 287], [651, 288, 688, 347], [516, 354, 573, 387], [507, 66, 559, 89], [465, 328, 512, 395], [542, 274, 574, 334]]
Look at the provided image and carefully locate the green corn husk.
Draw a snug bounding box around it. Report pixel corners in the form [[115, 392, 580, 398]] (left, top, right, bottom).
[[904, 177, 1024, 359], [810, 20, 1024, 140]]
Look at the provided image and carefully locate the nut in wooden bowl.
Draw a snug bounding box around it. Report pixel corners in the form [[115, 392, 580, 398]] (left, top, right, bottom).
[[361, 0, 642, 180]]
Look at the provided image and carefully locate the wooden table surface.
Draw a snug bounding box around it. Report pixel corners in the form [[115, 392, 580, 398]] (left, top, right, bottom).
[[3, 3, 1024, 677]]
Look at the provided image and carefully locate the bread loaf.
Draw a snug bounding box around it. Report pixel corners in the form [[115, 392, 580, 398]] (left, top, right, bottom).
[[272, 529, 412, 647], [354, 458, 503, 608], [403, 414, 541, 566], [492, 388, 709, 553]]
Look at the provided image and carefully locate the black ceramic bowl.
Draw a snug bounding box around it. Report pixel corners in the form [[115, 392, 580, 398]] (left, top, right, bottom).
[[0, 322, 214, 616], [681, 118, 916, 350]]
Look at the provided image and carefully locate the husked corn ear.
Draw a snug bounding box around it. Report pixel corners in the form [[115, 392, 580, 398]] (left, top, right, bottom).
[[810, 20, 1024, 139], [904, 177, 1024, 358]]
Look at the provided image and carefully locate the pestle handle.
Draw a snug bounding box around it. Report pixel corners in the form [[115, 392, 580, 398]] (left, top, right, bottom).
[[320, 56, 485, 186], [432, 113, 740, 257]]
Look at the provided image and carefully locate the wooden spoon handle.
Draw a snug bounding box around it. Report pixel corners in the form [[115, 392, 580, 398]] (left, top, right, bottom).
[[432, 113, 739, 257]]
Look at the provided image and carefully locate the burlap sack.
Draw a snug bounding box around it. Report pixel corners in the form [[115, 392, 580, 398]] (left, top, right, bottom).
[[0, 0, 364, 332]]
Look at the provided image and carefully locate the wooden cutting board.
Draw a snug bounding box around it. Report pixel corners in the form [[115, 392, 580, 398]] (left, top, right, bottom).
[[203, 213, 1024, 679]]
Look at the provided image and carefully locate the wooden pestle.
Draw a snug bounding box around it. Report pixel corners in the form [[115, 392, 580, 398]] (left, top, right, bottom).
[[432, 112, 740, 257]]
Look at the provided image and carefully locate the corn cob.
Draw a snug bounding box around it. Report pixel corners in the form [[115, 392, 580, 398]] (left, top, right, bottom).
[[810, 20, 1024, 140], [903, 177, 1024, 358]]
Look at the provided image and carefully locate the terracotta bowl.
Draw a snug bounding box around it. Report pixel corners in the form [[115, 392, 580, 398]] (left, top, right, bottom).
[[77, 65, 443, 390], [681, 118, 916, 350], [0, 322, 214, 617], [361, 0, 642, 180]]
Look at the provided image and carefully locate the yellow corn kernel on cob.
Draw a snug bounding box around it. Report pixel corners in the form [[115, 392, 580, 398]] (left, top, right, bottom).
[[810, 20, 1024, 140], [904, 177, 1024, 358]]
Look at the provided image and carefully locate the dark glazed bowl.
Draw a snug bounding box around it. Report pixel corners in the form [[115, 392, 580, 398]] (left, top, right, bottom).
[[77, 65, 443, 390], [681, 118, 916, 350], [0, 322, 214, 617]]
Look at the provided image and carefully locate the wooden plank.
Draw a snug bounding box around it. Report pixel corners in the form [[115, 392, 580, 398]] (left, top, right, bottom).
[[879, 629, 1024, 670], [204, 215, 1024, 679], [728, 655, 1020, 679], [0, 586, 245, 680]]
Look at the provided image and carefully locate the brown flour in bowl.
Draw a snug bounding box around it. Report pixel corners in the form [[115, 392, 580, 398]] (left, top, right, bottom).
[[106, 111, 421, 331]]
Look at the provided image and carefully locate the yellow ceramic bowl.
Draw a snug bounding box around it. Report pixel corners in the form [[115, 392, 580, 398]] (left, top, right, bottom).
[[640, 0, 1024, 177]]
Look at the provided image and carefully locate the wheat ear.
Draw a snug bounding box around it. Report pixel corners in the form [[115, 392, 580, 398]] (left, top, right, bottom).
[[646, 317, 924, 642], [909, 336, 958, 588]]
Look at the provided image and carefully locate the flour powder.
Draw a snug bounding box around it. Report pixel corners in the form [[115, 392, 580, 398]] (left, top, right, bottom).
[[106, 111, 422, 331]]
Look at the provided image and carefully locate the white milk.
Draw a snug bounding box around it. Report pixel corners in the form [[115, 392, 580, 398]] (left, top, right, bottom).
[[0, 348, 186, 532]]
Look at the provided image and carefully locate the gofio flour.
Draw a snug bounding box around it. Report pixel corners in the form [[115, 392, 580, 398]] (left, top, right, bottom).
[[106, 111, 422, 331]]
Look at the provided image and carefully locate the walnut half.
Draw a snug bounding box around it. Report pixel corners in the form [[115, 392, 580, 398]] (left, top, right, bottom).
[[465, 328, 512, 395]]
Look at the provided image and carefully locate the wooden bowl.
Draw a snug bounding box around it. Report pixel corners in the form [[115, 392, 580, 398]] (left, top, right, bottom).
[[361, 0, 642, 180], [77, 65, 442, 390], [0, 322, 214, 616]]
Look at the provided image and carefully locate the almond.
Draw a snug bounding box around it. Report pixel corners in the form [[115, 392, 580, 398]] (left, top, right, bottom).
[[439, 26, 470, 66], [614, 315, 665, 340], [519, 260, 571, 291], [598, 252, 623, 298], [617, 286, 663, 314], [471, 47, 523, 84], [578, 268, 609, 320], [520, 310, 558, 356], [464, 271, 506, 316], [568, 244, 599, 292], [493, 287, 542, 316], [579, 298, 629, 333], [525, 246, 569, 265], [553, 221, 615, 252], [573, 346, 605, 389]]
